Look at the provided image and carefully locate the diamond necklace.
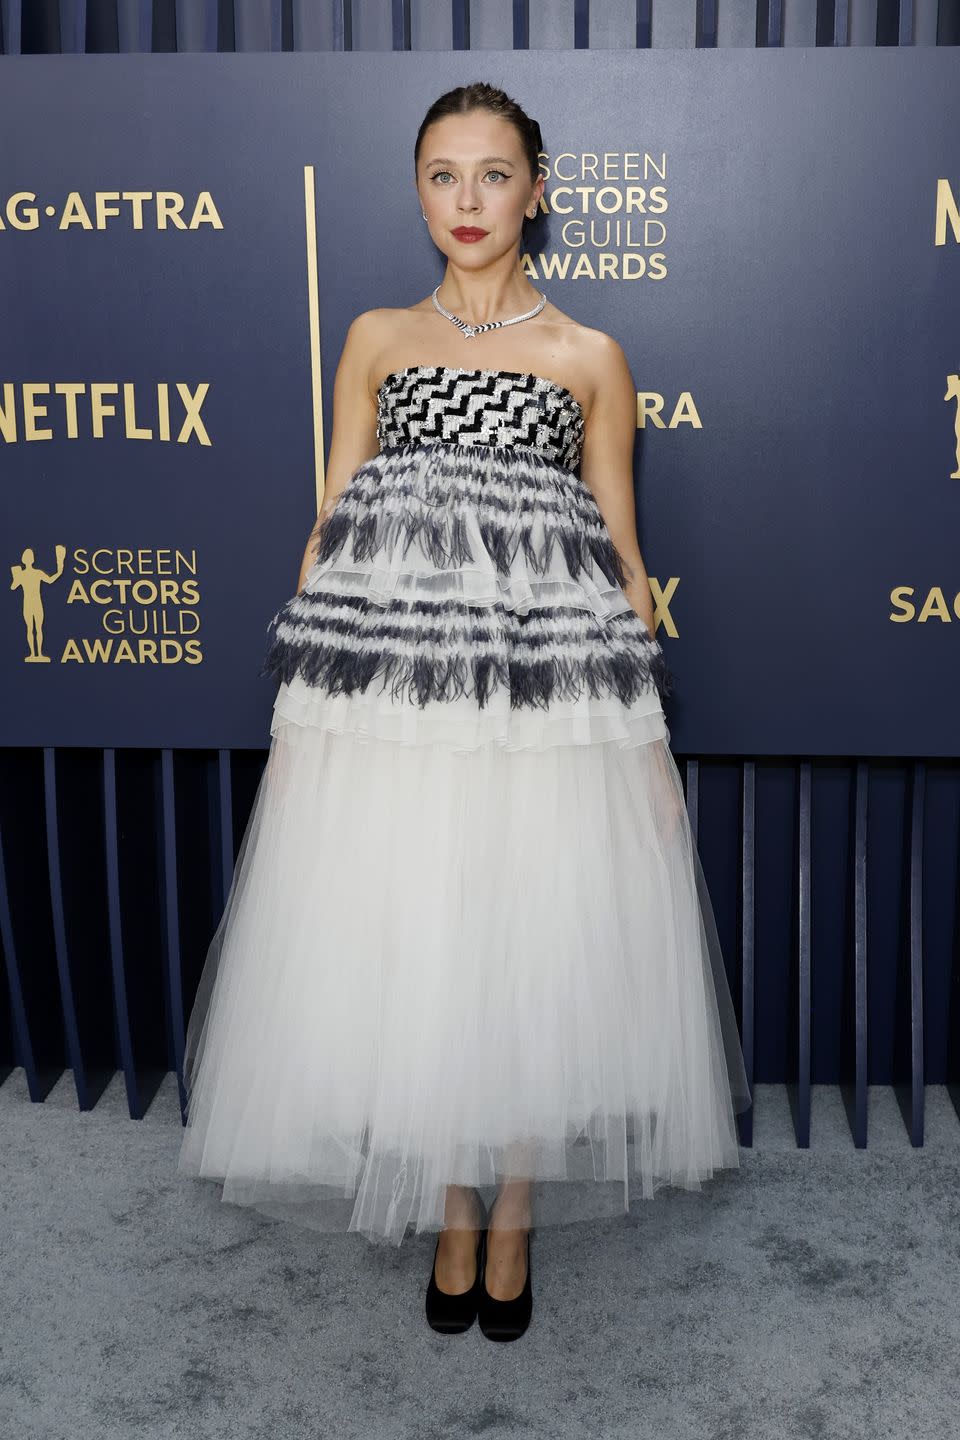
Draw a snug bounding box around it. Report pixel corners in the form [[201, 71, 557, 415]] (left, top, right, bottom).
[[431, 283, 546, 339]]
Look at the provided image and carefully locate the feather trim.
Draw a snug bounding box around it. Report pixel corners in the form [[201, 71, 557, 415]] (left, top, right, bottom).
[[311, 491, 631, 593], [261, 597, 674, 708]]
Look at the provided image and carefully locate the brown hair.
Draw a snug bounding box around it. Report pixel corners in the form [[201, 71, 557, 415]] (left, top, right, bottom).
[[414, 81, 543, 193]]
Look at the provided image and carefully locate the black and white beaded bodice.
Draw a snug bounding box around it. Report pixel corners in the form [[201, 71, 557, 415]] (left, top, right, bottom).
[[376, 365, 585, 472]]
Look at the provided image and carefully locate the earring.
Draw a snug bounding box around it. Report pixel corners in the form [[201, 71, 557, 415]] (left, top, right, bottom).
[[422, 211, 427, 219]]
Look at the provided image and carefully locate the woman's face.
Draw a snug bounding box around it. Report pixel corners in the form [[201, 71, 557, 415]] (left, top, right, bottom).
[[416, 111, 542, 261]]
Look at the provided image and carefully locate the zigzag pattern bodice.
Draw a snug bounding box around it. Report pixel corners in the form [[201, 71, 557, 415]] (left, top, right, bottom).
[[376, 365, 585, 472]]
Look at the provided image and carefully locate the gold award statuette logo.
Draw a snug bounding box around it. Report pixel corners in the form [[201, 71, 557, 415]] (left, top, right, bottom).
[[9, 545, 202, 664], [947, 370, 960, 480], [11, 543, 65, 662], [888, 367, 960, 627]]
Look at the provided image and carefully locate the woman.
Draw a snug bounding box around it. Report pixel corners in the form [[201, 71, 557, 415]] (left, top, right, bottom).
[[178, 80, 751, 1344]]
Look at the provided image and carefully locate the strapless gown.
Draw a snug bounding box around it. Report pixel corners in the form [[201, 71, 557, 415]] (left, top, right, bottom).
[[176, 364, 752, 1246]]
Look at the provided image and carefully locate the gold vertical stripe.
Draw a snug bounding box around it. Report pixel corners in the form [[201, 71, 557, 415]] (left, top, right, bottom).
[[303, 164, 324, 512]]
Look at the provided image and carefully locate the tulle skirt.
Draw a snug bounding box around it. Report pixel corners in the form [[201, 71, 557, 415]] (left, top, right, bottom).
[[177, 684, 752, 1246]]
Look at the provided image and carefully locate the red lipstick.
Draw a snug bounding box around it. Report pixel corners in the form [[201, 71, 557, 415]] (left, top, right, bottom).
[[451, 227, 488, 242]]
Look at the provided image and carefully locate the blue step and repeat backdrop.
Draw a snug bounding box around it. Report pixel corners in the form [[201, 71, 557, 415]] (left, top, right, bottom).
[[1, 48, 958, 754]]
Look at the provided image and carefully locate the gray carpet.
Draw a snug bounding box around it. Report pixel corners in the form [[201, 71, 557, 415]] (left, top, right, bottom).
[[2, 1070, 959, 1440]]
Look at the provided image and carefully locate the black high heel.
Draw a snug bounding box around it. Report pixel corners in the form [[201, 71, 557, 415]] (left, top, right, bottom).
[[424, 1191, 487, 1334], [477, 1223, 533, 1342]]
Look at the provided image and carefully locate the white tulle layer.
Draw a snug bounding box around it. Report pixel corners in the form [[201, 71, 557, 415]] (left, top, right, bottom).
[[178, 718, 752, 1245], [270, 672, 670, 752]]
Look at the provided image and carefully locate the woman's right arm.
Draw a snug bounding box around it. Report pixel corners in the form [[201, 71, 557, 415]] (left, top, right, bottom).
[[295, 310, 383, 594]]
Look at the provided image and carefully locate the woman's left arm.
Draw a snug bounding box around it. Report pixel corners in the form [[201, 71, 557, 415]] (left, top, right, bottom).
[[577, 335, 655, 636]]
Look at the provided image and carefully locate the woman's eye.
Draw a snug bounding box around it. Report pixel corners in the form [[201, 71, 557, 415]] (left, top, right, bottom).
[[430, 169, 509, 183]]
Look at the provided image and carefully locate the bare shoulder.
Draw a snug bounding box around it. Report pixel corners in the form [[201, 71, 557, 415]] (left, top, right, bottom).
[[546, 309, 633, 419], [337, 308, 403, 400], [565, 321, 632, 382], [343, 306, 395, 348]]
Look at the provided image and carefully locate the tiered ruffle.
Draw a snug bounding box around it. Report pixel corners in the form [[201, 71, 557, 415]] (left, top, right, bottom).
[[261, 441, 674, 745]]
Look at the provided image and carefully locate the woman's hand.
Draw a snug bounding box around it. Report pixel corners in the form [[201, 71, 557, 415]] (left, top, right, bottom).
[[296, 493, 342, 594]]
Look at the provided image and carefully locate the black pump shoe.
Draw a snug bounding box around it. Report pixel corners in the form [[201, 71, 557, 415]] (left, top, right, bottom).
[[424, 1194, 487, 1334], [477, 1226, 533, 1342]]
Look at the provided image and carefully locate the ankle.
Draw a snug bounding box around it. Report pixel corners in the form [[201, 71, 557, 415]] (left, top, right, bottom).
[[488, 1200, 531, 1233], [442, 1185, 484, 1232]]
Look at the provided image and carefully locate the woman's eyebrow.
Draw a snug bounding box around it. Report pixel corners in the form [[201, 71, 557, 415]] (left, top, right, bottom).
[[424, 155, 516, 167]]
